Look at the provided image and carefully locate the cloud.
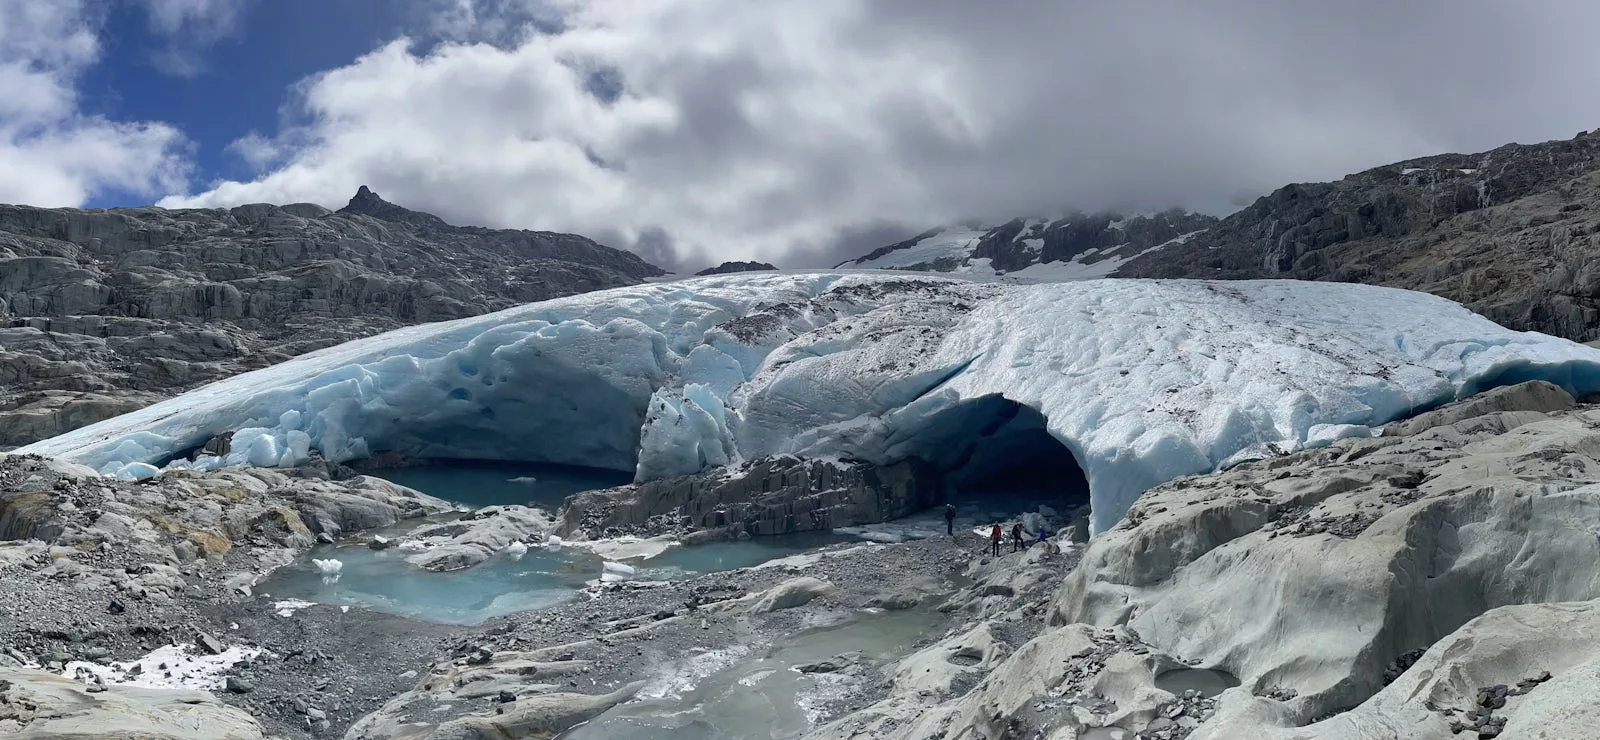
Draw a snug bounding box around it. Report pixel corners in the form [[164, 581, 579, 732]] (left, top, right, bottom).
[[225, 131, 285, 170], [162, 0, 1600, 269], [137, 0, 253, 76], [0, 0, 189, 206]]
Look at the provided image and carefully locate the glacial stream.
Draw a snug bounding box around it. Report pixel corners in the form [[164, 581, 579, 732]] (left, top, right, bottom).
[[561, 608, 948, 739]]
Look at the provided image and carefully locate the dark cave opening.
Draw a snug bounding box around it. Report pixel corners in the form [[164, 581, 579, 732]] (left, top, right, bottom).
[[900, 394, 1092, 536]]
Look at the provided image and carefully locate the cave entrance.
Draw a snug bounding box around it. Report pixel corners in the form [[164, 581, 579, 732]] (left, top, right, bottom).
[[900, 395, 1091, 540]]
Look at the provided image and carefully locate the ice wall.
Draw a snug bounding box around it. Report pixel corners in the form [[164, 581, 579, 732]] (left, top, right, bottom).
[[18, 274, 1600, 534]]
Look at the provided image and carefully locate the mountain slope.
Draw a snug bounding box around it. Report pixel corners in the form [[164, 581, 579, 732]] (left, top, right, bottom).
[[0, 187, 662, 446], [838, 210, 1219, 280], [1117, 130, 1600, 341]]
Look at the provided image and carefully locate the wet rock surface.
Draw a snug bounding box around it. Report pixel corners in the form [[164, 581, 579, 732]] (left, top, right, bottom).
[[0, 187, 661, 447]]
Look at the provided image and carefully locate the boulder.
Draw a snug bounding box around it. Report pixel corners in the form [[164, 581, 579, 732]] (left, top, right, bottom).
[[749, 576, 835, 613]]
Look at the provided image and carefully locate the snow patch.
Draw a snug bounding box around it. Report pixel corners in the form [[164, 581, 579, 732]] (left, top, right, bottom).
[[62, 643, 262, 691], [273, 598, 316, 617]]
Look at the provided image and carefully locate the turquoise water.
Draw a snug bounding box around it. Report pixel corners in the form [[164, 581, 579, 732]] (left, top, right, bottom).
[[258, 543, 595, 623], [257, 461, 860, 624], [256, 533, 858, 625], [363, 460, 632, 509]]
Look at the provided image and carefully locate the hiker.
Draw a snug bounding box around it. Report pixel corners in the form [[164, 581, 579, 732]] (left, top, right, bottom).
[[944, 503, 957, 536], [1038, 526, 1055, 556], [1011, 522, 1025, 552], [989, 524, 1002, 556]]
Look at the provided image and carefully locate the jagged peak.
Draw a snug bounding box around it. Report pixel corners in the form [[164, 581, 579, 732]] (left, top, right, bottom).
[[337, 186, 451, 230]]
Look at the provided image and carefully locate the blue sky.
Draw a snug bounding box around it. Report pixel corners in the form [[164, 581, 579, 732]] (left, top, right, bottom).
[[79, 0, 410, 206], [5, 0, 1600, 269]]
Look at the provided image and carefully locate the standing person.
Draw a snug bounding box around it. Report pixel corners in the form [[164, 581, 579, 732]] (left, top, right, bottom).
[[1038, 526, 1053, 556], [944, 503, 957, 536], [1011, 522, 1025, 552], [989, 524, 1002, 557]]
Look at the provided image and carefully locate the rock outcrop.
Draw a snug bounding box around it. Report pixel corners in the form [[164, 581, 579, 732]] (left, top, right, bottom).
[[694, 260, 778, 275], [1118, 130, 1600, 342], [815, 380, 1600, 738], [557, 456, 942, 540], [0, 666, 266, 739], [0, 187, 662, 447], [0, 454, 453, 590]]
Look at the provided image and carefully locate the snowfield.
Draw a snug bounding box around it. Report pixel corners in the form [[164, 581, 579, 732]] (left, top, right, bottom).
[[17, 274, 1600, 533]]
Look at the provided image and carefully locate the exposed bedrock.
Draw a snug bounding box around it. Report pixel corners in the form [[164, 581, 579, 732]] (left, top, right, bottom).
[[556, 456, 942, 540], [0, 666, 267, 739], [815, 380, 1600, 738], [0, 454, 452, 585]]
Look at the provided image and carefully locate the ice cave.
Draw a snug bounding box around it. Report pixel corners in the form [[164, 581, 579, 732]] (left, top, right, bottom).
[[20, 273, 1600, 535]]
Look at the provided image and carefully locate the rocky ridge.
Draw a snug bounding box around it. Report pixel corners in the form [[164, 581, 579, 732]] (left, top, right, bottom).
[[839, 210, 1219, 278], [1117, 129, 1600, 342], [694, 260, 778, 275], [0, 187, 662, 447]]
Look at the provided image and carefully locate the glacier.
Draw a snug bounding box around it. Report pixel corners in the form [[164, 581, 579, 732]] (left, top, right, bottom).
[[17, 273, 1600, 534]]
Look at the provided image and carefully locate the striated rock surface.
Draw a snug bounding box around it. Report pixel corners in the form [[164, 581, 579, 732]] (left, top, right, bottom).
[[1118, 130, 1600, 342], [557, 456, 942, 540], [0, 187, 661, 446], [0, 666, 266, 739], [813, 380, 1600, 739]]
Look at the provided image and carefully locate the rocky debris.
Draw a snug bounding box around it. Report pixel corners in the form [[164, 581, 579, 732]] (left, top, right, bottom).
[[1383, 648, 1427, 685], [694, 260, 778, 275], [0, 187, 662, 446], [0, 666, 266, 739], [1117, 130, 1600, 343], [558, 456, 941, 540]]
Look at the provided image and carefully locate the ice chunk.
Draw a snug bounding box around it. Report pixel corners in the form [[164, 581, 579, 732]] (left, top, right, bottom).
[[313, 558, 343, 583], [18, 274, 1600, 535]]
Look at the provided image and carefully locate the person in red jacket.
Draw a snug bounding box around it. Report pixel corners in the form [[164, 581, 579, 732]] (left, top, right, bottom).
[[989, 523, 1002, 556]]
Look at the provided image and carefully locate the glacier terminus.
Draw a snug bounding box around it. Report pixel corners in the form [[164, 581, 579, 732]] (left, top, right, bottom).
[[20, 272, 1600, 535]]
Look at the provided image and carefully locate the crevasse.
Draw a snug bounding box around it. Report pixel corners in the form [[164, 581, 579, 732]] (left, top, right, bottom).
[[18, 273, 1600, 534]]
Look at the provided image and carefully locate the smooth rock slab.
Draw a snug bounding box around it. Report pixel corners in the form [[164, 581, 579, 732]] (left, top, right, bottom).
[[0, 666, 265, 739]]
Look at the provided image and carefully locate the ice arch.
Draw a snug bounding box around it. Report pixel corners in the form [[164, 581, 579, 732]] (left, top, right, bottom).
[[17, 273, 1600, 535]]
